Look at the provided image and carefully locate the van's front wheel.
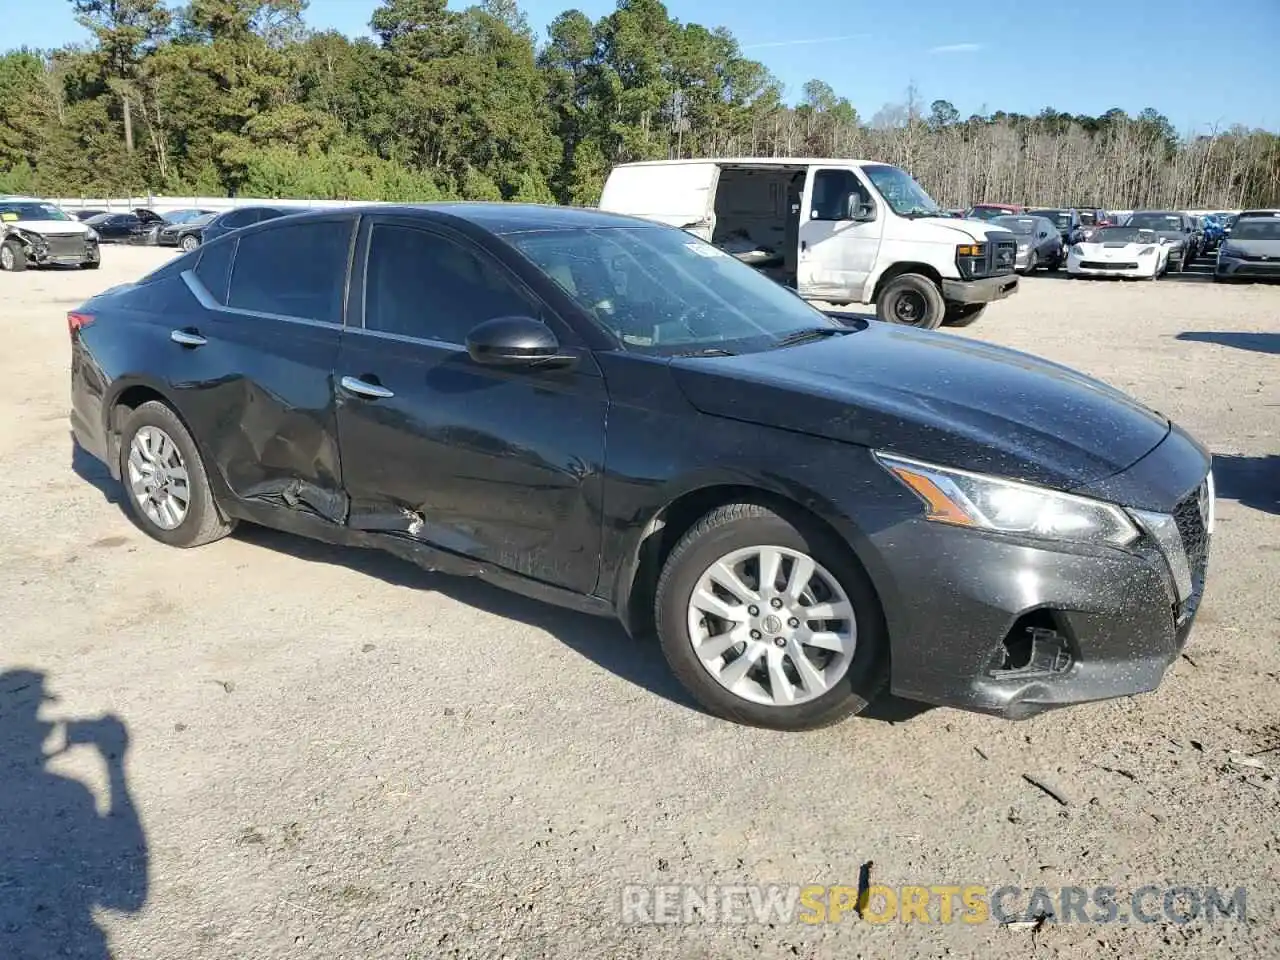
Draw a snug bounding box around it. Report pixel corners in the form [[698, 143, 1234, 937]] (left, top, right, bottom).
[[876, 274, 944, 330]]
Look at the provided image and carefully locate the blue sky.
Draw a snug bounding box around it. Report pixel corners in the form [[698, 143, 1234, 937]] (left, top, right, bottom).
[[4, 0, 1278, 133]]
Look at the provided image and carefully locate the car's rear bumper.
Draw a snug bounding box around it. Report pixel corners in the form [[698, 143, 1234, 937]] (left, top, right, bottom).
[[865, 439, 1211, 719], [941, 274, 1019, 304]]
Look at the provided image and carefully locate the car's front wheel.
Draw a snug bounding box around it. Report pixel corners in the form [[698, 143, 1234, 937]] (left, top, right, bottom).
[[118, 401, 236, 548], [180, 235, 201, 252], [0, 239, 27, 272], [654, 503, 887, 730]]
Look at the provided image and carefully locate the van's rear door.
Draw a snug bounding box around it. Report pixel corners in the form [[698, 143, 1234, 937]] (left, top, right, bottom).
[[598, 163, 718, 239]]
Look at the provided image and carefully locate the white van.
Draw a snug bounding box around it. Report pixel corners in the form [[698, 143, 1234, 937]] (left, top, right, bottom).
[[598, 158, 1019, 329]]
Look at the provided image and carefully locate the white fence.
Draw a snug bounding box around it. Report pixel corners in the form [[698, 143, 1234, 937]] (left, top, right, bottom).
[[50, 196, 385, 216]]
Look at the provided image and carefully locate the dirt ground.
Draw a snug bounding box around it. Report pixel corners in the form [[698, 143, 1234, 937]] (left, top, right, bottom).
[[1, 245, 1277, 959]]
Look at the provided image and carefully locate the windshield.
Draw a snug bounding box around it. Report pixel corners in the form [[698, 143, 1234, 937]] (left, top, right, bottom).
[[84, 213, 111, 225], [1231, 217, 1280, 241], [1029, 209, 1071, 229], [507, 226, 838, 356], [0, 201, 74, 223], [991, 216, 1037, 235], [1127, 213, 1183, 231], [862, 164, 942, 217], [1091, 227, 1156, 244]]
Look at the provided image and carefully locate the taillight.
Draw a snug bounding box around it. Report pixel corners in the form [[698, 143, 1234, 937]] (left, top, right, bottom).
[[68, 311, 95, 336]]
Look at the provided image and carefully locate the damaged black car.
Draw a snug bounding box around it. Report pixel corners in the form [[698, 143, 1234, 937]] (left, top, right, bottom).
[[68, 205, 1214, 730]]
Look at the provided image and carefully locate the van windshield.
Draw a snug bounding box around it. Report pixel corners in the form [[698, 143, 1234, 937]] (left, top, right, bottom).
[[508, 225, 840, 356], [862, 164, 943, 218]]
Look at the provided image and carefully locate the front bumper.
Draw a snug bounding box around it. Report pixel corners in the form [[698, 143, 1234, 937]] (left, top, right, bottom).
[[941, 273, 1019, 304], [868, 441, 1211, 719], [28, 235, 97, 265], [1216, 255, 1280, 280], [1066, 254, 1158, 278]]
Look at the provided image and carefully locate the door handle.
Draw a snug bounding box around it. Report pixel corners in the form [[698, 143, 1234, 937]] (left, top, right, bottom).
[[340, 375, 394, 400], [170, 329, 206, 347]]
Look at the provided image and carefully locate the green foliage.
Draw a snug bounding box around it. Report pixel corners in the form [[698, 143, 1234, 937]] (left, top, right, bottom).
[[0, 1, 1276, 208]]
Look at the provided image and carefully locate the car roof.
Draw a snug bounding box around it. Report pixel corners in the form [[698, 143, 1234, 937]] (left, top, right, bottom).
[[245, 202, 654, 235], [1236, 209, 1280, 218]]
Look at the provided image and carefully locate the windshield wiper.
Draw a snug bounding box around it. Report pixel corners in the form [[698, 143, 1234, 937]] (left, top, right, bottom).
[[669, 346, 737, 357], [901, 207, 942, 220], [771, 327, 851, 348]]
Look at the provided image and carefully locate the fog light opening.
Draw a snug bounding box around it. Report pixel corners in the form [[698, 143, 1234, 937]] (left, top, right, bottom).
[[989, 611, 1073, 678]]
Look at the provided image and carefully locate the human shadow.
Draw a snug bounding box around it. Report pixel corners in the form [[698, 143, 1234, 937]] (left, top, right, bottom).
[[1213, 453, 1280, 516], [1177, 332, 1280, 356], [0, 669, 147, 959]]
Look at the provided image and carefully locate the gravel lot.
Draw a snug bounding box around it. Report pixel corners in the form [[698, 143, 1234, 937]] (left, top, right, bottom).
[[1, 246, 1277, 959]]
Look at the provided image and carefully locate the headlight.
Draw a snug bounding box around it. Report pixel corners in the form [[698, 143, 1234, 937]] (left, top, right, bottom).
[[86, 227, 100, 241], [876, 452, 1140, 547], [1137, 246, 1155, 256], [1069, 244, 1083, 256]]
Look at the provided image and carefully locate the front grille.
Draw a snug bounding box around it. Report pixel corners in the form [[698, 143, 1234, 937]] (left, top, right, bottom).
[[1238, 252, 1278, 262], [990, 239, 1017, 275], [1079, 260, 1139, 270], [44, 235, 87, 259], [1172, 478, 1211, 620]]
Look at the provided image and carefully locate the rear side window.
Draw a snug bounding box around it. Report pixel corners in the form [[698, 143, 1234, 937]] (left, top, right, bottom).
[[221, 209, 255, 229], [194, 240, 234, 303], [227, 219, 353, 324]]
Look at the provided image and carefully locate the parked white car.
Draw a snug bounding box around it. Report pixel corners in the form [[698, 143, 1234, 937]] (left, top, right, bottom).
[[0, 195, 100, 272], [598, 158, 1019, 329], [1066, 226, 1170, 280]]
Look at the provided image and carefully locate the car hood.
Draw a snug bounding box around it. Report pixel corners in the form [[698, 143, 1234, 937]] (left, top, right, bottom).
[[1224, 238, 1280, 257], [1079, 241, 1154, 254], [5, 219, 88, 237], [910, 216, 1009, 242], [669, 323, 1171, 490]]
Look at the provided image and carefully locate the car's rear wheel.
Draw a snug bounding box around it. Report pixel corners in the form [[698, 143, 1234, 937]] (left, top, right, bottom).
[[1, 240, 27, 272], [654, 503, 887, 730], [180, 235, 200, 252], [876, 274, 944, 330], [82, 259, 100, 270], [118, 401, 235, 548]]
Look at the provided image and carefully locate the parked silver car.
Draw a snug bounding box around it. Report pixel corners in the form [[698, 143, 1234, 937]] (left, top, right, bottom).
[[990, 215, 1064, 272]]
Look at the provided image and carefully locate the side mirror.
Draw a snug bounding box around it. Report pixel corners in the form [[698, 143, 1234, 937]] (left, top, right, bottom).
[[844, 195, 876, 222], [466, 316, 577, 369]]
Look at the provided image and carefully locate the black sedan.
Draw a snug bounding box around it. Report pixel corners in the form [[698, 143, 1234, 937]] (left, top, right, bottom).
[[199, 205, 292, 245], [68, 205, 1214, 730], [1027, 208, 1085, 248], [156, 212, 217, 251], [83, 212, 151, 243]]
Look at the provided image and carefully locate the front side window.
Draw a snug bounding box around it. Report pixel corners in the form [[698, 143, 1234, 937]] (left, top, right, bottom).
[[507, 225, 838, 356], [364, 224, 537, 344], [227, 219, 352, 323], [810, 169, 870, 221]]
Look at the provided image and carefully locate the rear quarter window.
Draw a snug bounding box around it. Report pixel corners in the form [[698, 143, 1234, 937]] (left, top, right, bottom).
[[194, 240, 235, 303], [136, 250, 198, 285]]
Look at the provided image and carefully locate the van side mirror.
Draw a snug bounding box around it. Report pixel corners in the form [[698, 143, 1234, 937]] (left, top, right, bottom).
[[844, 195, 876, 222], [466, 316, 577, 369]]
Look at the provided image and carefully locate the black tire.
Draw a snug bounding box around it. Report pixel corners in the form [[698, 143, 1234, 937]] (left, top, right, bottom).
[[180, 235, 201, 253], [1173, 254, 1185, 273], [875, 273, 945, 330], [117, 400, 236, 548], [82, 260, 100, 270], [1, 239, 27, 272], [654, 503, 888, 731], [943, 303, 986, 327]]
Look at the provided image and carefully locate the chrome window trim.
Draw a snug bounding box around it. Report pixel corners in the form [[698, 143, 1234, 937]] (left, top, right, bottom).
[[180, 269, 344, 330]]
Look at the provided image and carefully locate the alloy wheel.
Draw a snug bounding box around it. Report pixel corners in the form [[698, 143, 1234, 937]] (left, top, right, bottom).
[[126, 426, 191, 530], [0, 246, 13, 270], [686, 545, 856, 707]]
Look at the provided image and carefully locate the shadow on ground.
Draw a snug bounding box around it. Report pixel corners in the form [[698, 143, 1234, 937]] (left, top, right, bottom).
[[71, 436, 122, 504], [1213, 453, 1280, 516], [0, 669, 147, 959], [1177, 331, 1280, 356]]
